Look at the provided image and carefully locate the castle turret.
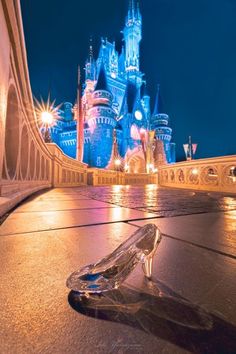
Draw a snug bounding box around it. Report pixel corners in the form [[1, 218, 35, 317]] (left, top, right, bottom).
[[123, 0, 143, 87], [152, 85, 175, 163], [64, 102, 73, 121], [87, 63, 117, 168]]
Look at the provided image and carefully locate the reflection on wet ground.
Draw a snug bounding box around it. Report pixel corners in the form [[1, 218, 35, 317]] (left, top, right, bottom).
[[78, 185, 236, 217], [69, 278, 236, 354]]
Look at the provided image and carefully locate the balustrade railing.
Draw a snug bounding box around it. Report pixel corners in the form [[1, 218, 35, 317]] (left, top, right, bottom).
[[47, 144, 87, 187], [87, 169, 157, 186], [159, 156, 236, 194]]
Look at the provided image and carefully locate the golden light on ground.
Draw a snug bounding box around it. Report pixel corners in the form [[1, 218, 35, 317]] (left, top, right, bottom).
[[112, 185, 122, 193]]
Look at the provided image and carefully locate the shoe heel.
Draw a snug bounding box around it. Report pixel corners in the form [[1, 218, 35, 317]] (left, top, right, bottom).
[[142, 256, 153, 279]]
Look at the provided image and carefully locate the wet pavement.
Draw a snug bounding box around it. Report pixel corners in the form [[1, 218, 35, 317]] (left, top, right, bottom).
[[0, 186, 236, 353], [77, 185, 236, 217]]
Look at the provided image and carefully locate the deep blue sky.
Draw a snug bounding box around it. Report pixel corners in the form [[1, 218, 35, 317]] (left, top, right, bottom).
[[21, 0, 236, 160]]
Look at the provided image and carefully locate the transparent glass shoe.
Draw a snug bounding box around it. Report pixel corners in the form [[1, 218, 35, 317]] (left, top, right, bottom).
[[66, 224, 162, 294]]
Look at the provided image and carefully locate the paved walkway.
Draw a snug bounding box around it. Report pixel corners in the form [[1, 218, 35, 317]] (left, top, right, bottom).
[[0, 186, 236, 353]]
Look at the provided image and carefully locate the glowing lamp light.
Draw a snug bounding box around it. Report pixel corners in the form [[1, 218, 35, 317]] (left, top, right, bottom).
[[41, 111, 54, 126], [192, 168, 198, 175], [115, 159, 121, 166]]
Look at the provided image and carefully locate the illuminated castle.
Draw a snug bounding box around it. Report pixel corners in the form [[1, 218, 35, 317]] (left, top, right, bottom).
[[51, 0, 176, 170]]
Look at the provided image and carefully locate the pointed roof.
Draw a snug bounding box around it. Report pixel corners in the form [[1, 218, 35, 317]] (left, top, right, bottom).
[[95, 62, 108, 91], [153, 84, 164, 115]]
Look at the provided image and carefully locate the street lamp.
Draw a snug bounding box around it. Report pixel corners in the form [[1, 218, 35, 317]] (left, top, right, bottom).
[[35, 96, 61, 143], [40, 111, 54, 143], [41, 111, 54, 126]]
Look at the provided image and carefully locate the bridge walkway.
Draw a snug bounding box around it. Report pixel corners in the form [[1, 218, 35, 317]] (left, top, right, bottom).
[[0, 185, 236, 353]]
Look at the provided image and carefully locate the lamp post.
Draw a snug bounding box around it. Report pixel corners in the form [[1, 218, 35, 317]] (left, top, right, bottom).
[[40, 111, 54, 143], [35, 96, 60, 143]]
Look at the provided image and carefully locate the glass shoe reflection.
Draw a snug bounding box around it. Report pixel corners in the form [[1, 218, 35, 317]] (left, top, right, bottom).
[[66, 224, 162, 294]]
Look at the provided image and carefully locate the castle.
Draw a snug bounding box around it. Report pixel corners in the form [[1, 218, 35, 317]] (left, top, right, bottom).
[[50, 0, 176, 172]]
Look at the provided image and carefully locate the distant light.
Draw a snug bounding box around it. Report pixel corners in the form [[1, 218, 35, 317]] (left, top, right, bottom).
[[135, 110, 142, 120], [115, 159, 121, 166], [111, 72, 117, 79], [41, 111, 54, 125]]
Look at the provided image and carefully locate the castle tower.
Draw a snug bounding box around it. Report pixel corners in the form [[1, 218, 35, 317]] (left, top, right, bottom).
[[123, 0, 143, 87], [87, 63, 117, 168], [152, 85, 175, 163]]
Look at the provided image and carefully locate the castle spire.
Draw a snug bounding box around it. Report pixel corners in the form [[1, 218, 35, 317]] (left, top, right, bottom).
[[127, 0, 136, 20], [153, 84, 161, 116], [85, 37, 95, 81], [136, 1, 142, 21]]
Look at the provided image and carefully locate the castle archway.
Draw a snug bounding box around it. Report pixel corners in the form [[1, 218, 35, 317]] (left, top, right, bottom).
[[126, 148, 146, 174]]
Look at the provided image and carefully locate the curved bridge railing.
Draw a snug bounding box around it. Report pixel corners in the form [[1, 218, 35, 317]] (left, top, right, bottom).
[[0, 1, 87, 216], [159, 156, 236, 194]]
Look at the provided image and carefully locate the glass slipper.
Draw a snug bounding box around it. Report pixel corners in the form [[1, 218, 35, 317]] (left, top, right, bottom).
[[66, 224, 162, 294]]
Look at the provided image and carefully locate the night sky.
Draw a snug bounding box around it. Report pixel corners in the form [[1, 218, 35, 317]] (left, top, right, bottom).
[[21, 0, 236, 161]]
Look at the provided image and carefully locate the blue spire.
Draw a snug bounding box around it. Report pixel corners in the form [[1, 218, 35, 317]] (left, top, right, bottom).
[[153, 84, 163, 115], [95, 61, 108, 91], [85, 37, 96, 81], [141, 82, 149, 98], [136, 1, 142, 21], [129, 0, 135, 16], [127, 0, 139, 22]]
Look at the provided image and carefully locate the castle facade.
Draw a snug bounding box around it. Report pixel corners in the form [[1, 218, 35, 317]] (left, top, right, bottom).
[[50, 1, 176, 171]]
